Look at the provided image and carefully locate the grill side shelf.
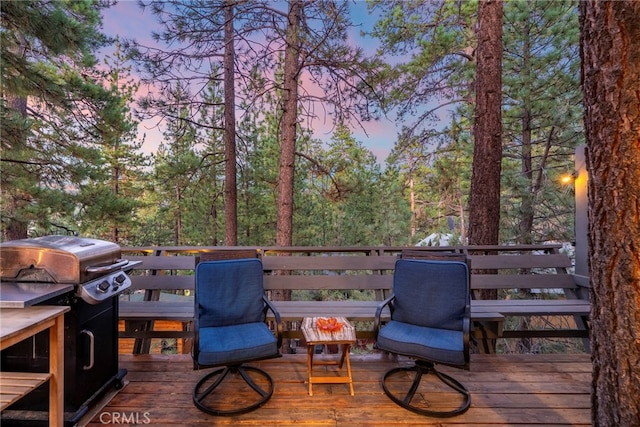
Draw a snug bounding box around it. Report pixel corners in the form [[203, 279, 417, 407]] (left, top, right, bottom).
[[0, 283, 75, 308]]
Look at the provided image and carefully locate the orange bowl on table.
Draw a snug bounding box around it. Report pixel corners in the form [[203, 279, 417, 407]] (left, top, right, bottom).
[[316, 317, 343, 332]]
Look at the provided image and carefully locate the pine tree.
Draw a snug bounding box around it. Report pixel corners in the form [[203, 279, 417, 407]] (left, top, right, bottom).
[[236, 87, 281, 246], [1, 0, 124, 239], [368, 0, 477, 145], [151, 83, 201, 245], [502, 0, 582, 244], [78, 41, 149, 244], [369, 0, 478, 244]]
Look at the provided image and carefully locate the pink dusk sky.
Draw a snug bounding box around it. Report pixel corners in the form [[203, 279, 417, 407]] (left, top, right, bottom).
[[100, 0, 404, 164]]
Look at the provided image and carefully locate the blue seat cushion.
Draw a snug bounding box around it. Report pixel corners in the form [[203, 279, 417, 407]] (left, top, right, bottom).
[[376, 320, 465, 366], [197, 322, 278, 367]]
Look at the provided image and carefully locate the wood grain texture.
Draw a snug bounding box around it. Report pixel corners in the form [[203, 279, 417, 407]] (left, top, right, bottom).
[[84, 352, 591, 426]]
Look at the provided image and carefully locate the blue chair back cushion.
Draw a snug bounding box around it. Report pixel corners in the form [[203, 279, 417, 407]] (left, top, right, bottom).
[[197, 322, 278, 366], [196, 258, 266, 327], [376, 259, 469, 366], [392, 259, 469, 330]]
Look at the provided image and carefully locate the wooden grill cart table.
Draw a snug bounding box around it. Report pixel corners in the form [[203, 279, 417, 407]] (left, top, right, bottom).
[[1, 305, 69, 427], [301, 317, 356, 396]]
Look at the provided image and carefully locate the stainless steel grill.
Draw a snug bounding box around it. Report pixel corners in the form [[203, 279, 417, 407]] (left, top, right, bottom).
[[0, 235, 136, 426], [0, 235, 134, 305]]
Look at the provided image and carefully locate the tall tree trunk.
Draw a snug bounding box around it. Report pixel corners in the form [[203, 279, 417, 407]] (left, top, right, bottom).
[[580, 1, 640, 426], [175, 185, 182, 245], [518, 104, 534, 351], [458, 199, 466, 244], [518, 13, 534, 245], [4, 93, 30, 241], [4, 36, 29, 241], [409, 176, 416, 239], [272, 0, 302, 339], [468, 0, 503, 301], [519, 105, 534, 245], [468, 0, 503, 247], [276, 0, 302, 248], [223, 1, 238, 246], [112, 165, 120, 243]]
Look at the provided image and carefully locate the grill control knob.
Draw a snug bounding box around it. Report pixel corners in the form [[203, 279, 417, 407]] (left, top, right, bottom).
[[114, 274, 126, 284], [97, 280, 111, 293]]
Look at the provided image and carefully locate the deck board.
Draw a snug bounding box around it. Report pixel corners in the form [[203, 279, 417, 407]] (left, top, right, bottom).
[[84, 352, 591, 426]]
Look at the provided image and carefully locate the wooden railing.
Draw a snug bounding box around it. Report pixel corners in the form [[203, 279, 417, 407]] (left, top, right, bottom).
[[118, 245, 590, 354]]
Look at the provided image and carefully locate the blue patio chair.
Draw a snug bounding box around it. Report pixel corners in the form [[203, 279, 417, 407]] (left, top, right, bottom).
[[192, 258, 282, 416], [374, 259, 471, 417]]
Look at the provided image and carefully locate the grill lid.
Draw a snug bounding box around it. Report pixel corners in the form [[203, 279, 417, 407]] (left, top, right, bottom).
[[0, 235, 124, 284]]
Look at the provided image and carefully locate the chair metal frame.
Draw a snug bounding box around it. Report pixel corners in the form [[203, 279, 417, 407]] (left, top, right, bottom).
[[192, 259, 283, 416], [374, 259, 471, 417]]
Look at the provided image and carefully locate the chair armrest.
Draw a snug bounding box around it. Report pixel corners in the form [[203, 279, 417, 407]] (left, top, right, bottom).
[[263, 295, 283, 349], [464, 303, 471, 334], [374, 294, 395, 337], [192, 303, 199, 369], [463, 303, 471, 367]]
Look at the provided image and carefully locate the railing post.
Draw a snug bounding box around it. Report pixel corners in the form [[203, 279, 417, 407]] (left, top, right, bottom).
[[574, 145, 589, 293], [132, 249, 164, 354]]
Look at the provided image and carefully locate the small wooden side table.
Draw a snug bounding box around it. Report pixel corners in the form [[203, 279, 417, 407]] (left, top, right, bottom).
[[300, 317, 356, 396]]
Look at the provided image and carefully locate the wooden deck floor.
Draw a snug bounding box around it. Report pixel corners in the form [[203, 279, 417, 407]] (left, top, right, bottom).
[[84, 352, 591, 426]]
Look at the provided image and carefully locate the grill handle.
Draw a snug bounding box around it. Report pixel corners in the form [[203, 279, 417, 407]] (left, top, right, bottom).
[[85, 259, 129, 274], [81, 330, 95, 370]]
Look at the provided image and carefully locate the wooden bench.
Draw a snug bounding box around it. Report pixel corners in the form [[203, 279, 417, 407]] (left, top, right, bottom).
[[463, 246, 590, 352], [118, 245, 590, 354]]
